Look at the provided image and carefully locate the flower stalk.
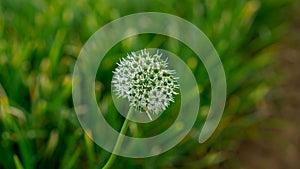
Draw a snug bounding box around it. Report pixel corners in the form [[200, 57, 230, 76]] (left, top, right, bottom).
[[102, 107, 134, 169]]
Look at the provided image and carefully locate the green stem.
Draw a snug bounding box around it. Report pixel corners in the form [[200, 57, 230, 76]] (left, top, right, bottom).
[[102, 107, 134, 169]]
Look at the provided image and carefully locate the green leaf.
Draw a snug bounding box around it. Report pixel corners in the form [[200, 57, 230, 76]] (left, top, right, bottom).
[[13, 155, 24, 169]]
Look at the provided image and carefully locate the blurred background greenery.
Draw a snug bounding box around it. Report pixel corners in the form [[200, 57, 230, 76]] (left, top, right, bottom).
[[0, 0, 298, 169]]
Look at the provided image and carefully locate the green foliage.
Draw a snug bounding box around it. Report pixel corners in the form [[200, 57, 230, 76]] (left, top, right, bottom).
[[0, 0, 293, 168]]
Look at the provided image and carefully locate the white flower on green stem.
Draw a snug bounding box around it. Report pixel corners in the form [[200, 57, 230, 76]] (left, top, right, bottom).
[[112, 49, 179, 120]]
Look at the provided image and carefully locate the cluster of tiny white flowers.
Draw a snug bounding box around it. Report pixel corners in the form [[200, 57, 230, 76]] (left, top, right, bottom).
[[112, 49, 179, 120]]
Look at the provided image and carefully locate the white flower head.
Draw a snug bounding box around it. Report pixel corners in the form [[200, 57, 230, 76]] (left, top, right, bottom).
[[112, 49, 179, 120]]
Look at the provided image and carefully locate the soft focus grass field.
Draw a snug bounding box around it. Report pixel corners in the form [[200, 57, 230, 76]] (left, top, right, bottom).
[[0, 0, 294, 169]]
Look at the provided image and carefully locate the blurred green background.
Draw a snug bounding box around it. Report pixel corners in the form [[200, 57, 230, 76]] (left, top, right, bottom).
[[0, 0, 298, 169]]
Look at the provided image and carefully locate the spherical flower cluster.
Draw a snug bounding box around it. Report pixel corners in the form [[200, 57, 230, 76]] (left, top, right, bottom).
[[112, 49, 179, 120]]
